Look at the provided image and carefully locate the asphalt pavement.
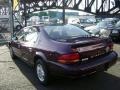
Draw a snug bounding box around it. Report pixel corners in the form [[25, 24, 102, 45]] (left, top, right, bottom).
[[0, 44, 120, 90], [114, 44, 120, 57]]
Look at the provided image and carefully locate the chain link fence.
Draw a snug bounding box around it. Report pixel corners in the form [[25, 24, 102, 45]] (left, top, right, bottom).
[[0, 0, 12, 45]]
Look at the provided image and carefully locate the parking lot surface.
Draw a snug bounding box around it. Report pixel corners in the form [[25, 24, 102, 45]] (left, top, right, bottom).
[[0, 44, 120, 90], [114, 44, 120, 57]]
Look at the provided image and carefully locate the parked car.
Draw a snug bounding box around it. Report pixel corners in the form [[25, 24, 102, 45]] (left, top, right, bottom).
[[85, 18, 120, 42], [14, 16, 41, 32], [103, 18, 119, 23], [85, 19, 117, 37], [79, 18, 96, 27], [109, 20, 120, 42], [9, 24, 117, 85]]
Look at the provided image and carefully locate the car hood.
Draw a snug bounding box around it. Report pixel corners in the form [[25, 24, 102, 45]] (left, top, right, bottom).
[[85, 25, 96, 31], [106, 26, 115, 30]]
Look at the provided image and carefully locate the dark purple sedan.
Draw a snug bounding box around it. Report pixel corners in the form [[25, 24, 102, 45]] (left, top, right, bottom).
[[9, 24, 118, 85]]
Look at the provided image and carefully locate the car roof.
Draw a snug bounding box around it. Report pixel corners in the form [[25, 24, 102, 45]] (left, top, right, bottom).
[[23, 24, 66, 32]]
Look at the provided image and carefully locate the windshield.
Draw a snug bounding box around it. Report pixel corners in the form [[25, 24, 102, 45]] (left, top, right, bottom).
[[115, 21, 120, 27], [96, 21, 115, 28], [97, 21, 107, 27], [44, 24, 90, 40]]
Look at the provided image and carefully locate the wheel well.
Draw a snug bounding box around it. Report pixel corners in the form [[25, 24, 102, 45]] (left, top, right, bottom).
[[34, 55, 43, 66]]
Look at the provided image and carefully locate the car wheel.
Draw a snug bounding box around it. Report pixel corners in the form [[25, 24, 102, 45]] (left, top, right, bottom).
[[15, 25, 22, 30], [35, 59, 50, 85], [9, 47, 17, 59]]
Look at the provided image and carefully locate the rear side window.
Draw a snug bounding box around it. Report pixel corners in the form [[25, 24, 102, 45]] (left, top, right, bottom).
[[25, 32, 38, 42], [44, 25, 90, 40]]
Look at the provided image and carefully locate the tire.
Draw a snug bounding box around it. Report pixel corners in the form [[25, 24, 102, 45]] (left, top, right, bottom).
[[15, 25, 22, 30], [9, 47, 17, 59], [35, 59, 50, 85]]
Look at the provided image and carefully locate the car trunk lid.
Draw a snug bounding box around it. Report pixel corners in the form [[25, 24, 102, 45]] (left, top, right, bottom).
[[70, 37, 106, 60]]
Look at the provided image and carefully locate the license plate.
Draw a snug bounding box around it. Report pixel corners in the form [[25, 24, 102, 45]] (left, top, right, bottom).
[[82, 58, 89, 62]]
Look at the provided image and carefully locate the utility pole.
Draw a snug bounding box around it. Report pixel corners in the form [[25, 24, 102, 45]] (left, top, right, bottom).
[[9, 0, 14, 38], [23, 0, 27, 26], [63, 0, 65, 24]]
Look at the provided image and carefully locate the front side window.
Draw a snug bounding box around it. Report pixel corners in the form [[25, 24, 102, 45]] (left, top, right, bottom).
[[16, 28, 27, 41], [97, 20, 116, 28]]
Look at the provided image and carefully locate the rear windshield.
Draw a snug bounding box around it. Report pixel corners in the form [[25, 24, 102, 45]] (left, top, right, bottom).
[[44, 24, 90, 40]]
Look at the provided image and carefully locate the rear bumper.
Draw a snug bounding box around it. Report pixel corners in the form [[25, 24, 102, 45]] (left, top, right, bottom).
[[47, 52, 118, 77]]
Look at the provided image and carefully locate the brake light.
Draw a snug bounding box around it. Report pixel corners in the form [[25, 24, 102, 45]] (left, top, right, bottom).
[[106, 43, 113, 52], [57, 53, 80, 64], [108, 43, 113, 50]]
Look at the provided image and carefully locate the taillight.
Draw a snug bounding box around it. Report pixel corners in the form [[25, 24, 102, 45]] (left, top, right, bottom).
[[57, 53, 80, 64], [106, 43, 113, 52], [108, 43, 113, 50]]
